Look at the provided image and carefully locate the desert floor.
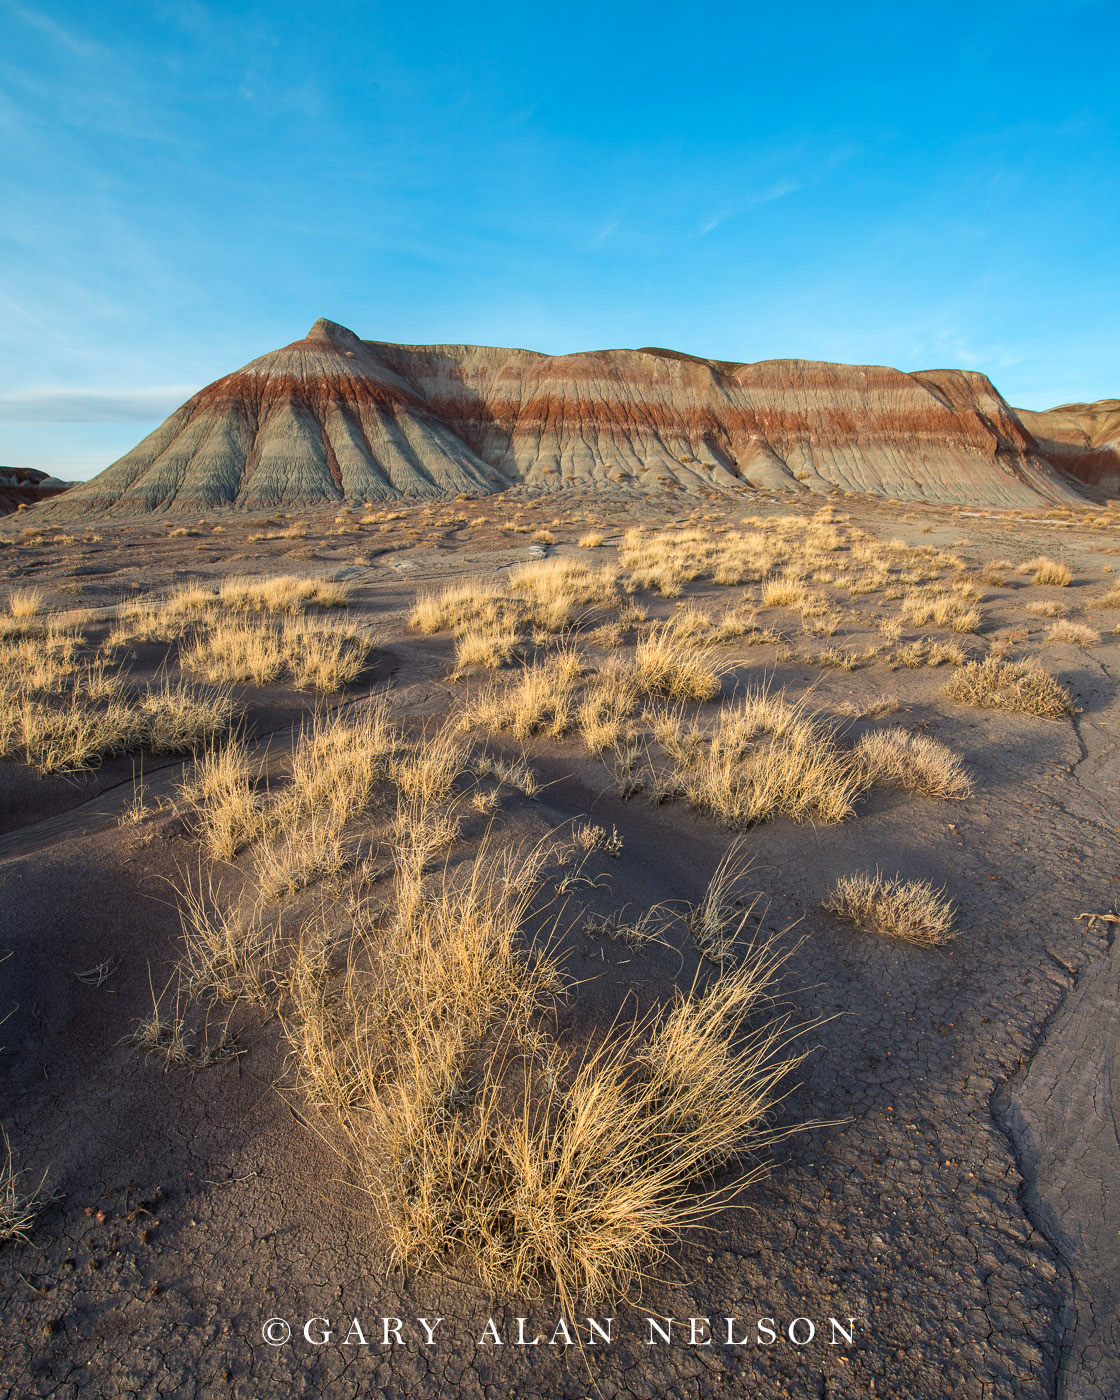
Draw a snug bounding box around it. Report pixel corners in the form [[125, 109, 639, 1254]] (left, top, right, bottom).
[[0, 489, 1117, 1400]]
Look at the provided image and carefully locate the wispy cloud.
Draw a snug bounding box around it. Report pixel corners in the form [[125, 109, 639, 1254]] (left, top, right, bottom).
[[10, 5, 109, 61], [0, 386, 197, 423], [698, 180, 801, 235]]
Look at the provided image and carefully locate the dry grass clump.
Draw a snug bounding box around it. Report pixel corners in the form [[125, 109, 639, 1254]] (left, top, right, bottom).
[[408, 581, 512, 635], [255, 814, 349, 899], [761, 578, 808, 610], [1023, 557, 1072, 587], [285, 828, 809, 1307], [0, 1128, 51, 1244], [180, 619, 285, 685], [181, 618, 373, 692], [578, 531, 605, 548], [664, 602, 759, 644], [462, 649, 584, 739], [2, 677, 234, 775], [372, 945, 803, 1307], [899, 591, 981, 633], [578, 657, 641, 753], [634, 624, 722, 701], [179, 738, 261, 860], [242, 701, 400, 896], [282, 836, 563, 1121], [887, 638, 967, 669], [822, 871, 955, 946], [7, 587, 44, 618], [1046, 620, 1101, 647], [274, 700, 396, 830], [140, 682, 234, 755], [1026, 599, 1064, 618], [685, 838, 762, 964], [0, 625, 83, 694], [452, 623, 521, 675], [412, 560, 616, 640], [805, 646, 862, 671], [176, 871, 277, 1004], [619, 525, 770, 594], [218, 575, 351, 613], [283, 619, 374, 692], [1090, 588, 1120, 610], [944, 656, 1076, 718], [507, 557, 620, 629], [1, 694, 136, 773], [854, 727, 972, 799], [640, 689, 864, 829], [107, 584, 219, 645]]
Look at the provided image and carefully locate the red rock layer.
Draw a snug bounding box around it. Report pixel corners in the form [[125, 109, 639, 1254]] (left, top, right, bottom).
[[41, 319, 1088, 515]]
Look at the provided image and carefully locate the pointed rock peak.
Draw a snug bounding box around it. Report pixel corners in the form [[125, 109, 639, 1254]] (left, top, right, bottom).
[[305, 318, 365, 352]]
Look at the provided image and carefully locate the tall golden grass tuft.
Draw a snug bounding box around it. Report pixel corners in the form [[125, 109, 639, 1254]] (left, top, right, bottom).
[[899, 591, 981, 633], [7, 587, 44, 619], [1022, 557, 1072, 587], [461, 648, 584, 739], [175, 869, 277, 1004], [180, 619, 285, 685], [179, 738, 261, 861], [634, 624, 723, 702], [652, 689, 863, 829], [283, 824, 812, 1309], [375, 935, 807, 1307], [578, 657, 640, 753], [218, 574, 351, 613], [274, 698, 396, 831], [182, 617, 374, 692], [282, 618, 374, 692]]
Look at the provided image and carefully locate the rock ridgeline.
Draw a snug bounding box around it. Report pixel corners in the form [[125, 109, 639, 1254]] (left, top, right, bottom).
[[32, 319, 1101, 515]]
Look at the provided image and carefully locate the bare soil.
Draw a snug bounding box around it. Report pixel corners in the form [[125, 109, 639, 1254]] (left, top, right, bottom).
[[1, 491, 1117, 1399]]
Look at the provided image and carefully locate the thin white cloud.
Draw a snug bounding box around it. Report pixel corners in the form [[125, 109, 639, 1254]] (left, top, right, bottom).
[[699, 181, 801, 236], [10, 5, 109, 60], [0, 386, 197, 423]]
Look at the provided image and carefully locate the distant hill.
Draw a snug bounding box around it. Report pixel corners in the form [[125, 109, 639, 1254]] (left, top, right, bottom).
[[31, 319, 1093, 515], [1014, 400, 1120, 497], [0, 465, 70, 514]]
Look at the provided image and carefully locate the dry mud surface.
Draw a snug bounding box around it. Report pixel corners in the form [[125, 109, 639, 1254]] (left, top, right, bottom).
[[0, 491, 1118, 1399]]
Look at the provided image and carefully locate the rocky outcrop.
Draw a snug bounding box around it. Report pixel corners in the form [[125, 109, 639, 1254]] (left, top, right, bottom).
[[1015, 400, 1120, 497], [37, 319, 1088, 515], [41, 321, 505, 517], [0, 466, 70, 514]]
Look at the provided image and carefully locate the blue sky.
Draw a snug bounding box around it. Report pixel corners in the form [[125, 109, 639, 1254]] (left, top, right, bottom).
[[1, 1, 1118, 479]]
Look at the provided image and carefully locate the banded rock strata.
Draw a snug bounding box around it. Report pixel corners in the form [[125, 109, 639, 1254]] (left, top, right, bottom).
[[39, 319, 1091, 515]]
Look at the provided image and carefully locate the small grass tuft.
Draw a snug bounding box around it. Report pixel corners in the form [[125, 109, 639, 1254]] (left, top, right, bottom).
[[854, 726, 972, 799], [822, 871, 955, 946], [944, 656, 1076, 718]]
